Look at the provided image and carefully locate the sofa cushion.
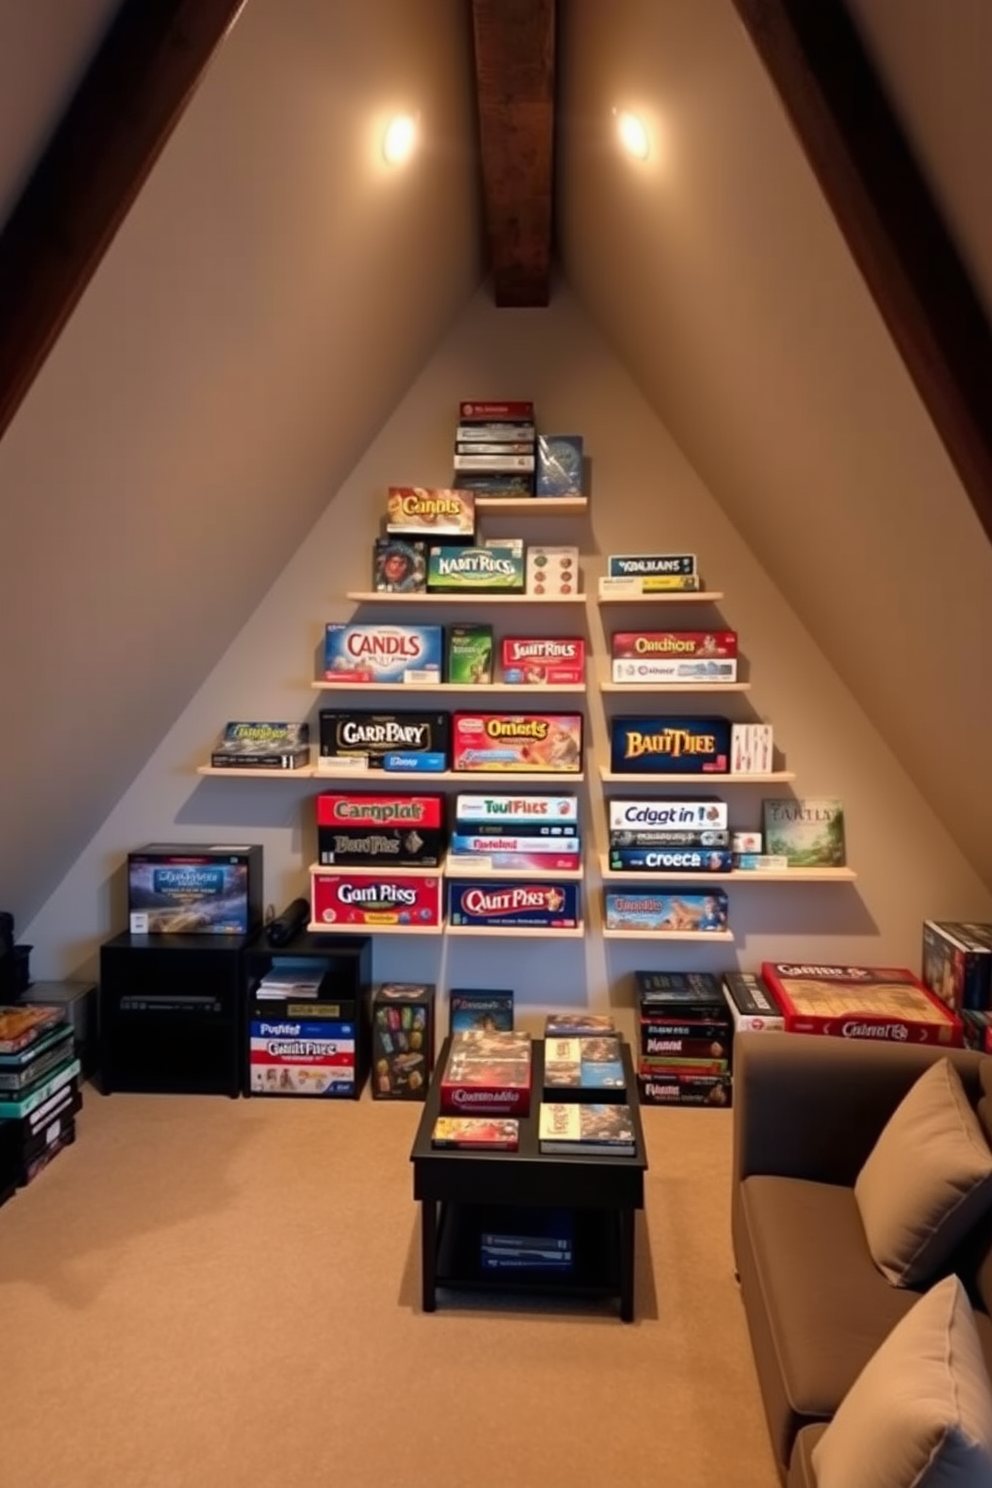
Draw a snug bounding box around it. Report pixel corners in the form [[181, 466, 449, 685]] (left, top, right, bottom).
[[811, 1274, 992, 1488], [740, 1174, 918, 1435], [854, 1058, 992, 1287], [787, 1425, 828, 1488]]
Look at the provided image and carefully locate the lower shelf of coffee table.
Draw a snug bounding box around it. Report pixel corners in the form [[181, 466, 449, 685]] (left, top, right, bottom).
[[434, 1201, 621, 1298]]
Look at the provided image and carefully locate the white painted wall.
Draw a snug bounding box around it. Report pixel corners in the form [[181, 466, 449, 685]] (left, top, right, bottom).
[[26, 288, 990, 1040]]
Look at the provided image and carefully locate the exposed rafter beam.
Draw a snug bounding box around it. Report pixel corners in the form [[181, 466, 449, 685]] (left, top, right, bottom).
[[731, 0, 992, 545], [0, 0, 246, 443], [470, 0, 556, 308]]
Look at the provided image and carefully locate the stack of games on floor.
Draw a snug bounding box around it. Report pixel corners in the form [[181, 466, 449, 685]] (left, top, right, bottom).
[[448, 791, 581, 873], [439, 1029, 532, 1115], [479, 1206, 575, 1273], [447, 986, 514, 1034], [759, 963, 963, 1044], [371, 982, 435, 1100], [608, 795, 732, 875], [635, 971, 733, 1106], [0, 1003, 82, 1192], [208, 722, 310, 770], [610, 629, 738, 685], [598, 552, 702, 599]]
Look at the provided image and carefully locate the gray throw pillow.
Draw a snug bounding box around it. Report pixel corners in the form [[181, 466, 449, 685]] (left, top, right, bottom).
[[854, 1057, 992, 1286]]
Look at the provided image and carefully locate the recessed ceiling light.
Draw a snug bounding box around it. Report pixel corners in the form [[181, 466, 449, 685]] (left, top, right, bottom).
[[616, 110, 650, 161], [382, 114, 417, 166]]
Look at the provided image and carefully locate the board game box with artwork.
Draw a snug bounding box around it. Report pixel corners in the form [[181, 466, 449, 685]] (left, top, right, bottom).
[[760, 963, 963, 1045]]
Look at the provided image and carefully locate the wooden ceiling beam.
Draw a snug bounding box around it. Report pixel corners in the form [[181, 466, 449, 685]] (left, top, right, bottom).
[[730, 0, 992, 545], [470, 0, 556, 307], [0, 0, 246, 443]]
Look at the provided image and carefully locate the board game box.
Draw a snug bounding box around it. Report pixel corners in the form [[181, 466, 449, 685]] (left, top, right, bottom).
[[500, 637, 585, 685], [610, 632, 738, 685], [317, 710, 449, 773], [608, 847, 734, 873], [922, 921, 992, 1012], [608, 554, 696, 577], [431, 1116, 520, 1150], [445, 624, 494, 684], [544, 1013, 616, 1037], [447, 880, 581, 930], [249, 1018, 359, 1097], [455, 793, 579, 827], [762, 799, 846, 868], [721, 971, 784, 1033], [635, 971, 729, 1011], [209, 722, 310, 770], [427, 544, 525, 592], [536, 435, 584, 497], [127, 844, 263, 934], [543, 1036, 626, 1099], [610, 717, 731, 775], [452, 712, 583, 773], [605, 891, 729, 934], [448, 988, 514, 1034], [638, 1074, 732, 1107], [311, 872, 442, 929], [315, 791, 446, 867], [0, 1004, 67, 1056], [609, 799, 728, 831], [439, 1030, 533, 1116], [538, 1102, 636, 1155], [760, 963, 963, 1044], [731, 723, 774, 775], [526, 546, 580, 596], [371, 982, 434, 1100], [386, 487, 474, 536], [322, 623, 443, 684], [372, 537, 427, 592]]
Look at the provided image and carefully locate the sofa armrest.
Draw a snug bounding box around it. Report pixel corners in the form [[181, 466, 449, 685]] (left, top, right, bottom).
[[733, 1031, 985, 1189]]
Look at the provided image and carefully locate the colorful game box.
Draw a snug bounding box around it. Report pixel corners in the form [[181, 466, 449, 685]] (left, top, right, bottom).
[[323, 623, 443, 684], [500, 637, 585, 685], [452, 713, 583, 773], [127, 844, 263, 934], [249, 1018, 359, 1097], [371, 982, 435, 1100], [317, 710, 449, 773], [605, 890, 729, 933], [731, 723, 774, 775], [721, 972, 784, 1033], [610, 717, 730, 774], [526, 546, 580, 596], [760, 963, 963, 1044], [310, 872, 443, 929], [448, 988, 515, 1035], [638, 1074, 732, 1107], [610, 631, 738, 684], [372, 538, 427, 593], [455, 793, 579, 827], [598, 574, 702, 597], [447, 880, 581, 929], [315, 792, 445, 867], [439, 1030, 533, 1116], [446, 624, 494, 683], [608, 554, 696, 577], [209, 722, 310, 770], [762, 799, 846, 867], [536, 435, 584, 498], [386, 487, 474, 536], [608, 799, 728, 831], [427, 544, 525, 592], [608, 847, 734, 873], [921, 922, 992, 1012]]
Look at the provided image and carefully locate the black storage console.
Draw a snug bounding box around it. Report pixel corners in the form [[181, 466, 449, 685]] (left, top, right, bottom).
[[98, 933, 248, 1097]]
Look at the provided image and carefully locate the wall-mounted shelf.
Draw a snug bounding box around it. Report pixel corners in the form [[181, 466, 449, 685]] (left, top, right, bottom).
[[313, 680, 586, 695], [309, 862, 440, 877], [445, 924, 586, 939], [345, 591, 587, 605], [602, 928, 735, 942], [310, 768, 585, 785], [599, 856, 857, 884], [476, 496, 588, 515], [306, 921, 443, 936], [196, 764, 317, 779], [445, 860, 584, 881], [597, 591, 724, 605], [597, 764, 796, 785], [599, 677, 750, 694]]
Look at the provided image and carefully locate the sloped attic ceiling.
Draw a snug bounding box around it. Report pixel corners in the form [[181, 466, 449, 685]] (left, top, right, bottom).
[[1, 0, 990, 939]]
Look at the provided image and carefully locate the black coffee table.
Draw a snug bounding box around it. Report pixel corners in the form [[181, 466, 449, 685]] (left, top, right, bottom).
[[409, 1037, 647, 1321]]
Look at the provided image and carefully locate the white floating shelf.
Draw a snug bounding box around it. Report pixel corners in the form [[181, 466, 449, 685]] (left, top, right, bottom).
[[444, 860, 584, 881], [598, 765, 795, 785], [312, 680, 586, 696], [602, 929, 735, 942], [309, 862, 441, 878], [475, 496, 588, 515], [310, 768, 585, 784], [599, 677, 750, 694], [445, 925, 586, 939], [306, 921, 444, 936], [599, 855, 857, 884], [196, 765, 316, 779], [597, 591, 724, 605], [345, 591, 587, 605]]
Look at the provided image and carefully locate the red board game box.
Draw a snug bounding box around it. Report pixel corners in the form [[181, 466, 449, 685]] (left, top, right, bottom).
[[311, 872, 442, 929], [760, 963, 962, 1045], [439, 1030, 533, 1116]]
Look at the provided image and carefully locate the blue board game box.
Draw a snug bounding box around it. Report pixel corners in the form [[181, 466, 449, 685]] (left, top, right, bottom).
[[127, 844, 263, 934], [448, 988, 515, 1034], [447, 880, 581, 929], [610, 716, 731, 774]]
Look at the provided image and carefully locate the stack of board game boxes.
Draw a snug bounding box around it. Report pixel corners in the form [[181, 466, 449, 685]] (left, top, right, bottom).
[[538, 1013, 636, 1154], [311, 792, 446, 932], [635, 973, 733, 1107], [0, 1003, 82, 1198], [247, 949, 371, 1101]]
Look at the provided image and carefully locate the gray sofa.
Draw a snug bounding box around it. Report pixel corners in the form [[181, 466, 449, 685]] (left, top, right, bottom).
[[731, 1030, 992, 1485]]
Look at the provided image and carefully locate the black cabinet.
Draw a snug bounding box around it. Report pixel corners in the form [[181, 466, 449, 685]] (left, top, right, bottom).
[[99, 933, 247, 1096]]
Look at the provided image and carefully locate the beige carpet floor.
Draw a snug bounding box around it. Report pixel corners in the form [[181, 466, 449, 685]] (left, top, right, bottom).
[[0, 1089, 779, 1488]]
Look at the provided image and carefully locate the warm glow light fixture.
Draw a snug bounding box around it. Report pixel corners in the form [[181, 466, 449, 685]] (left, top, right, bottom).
[[382, 114, 417, 165], [615, 109, 650, 160]]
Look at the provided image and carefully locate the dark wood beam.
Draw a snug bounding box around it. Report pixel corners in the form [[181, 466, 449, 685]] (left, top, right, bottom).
[[0, 0, 246, 442], [470, 0, 556, 307], [731, 0, 992, 545]]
